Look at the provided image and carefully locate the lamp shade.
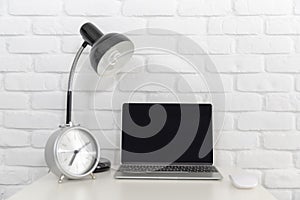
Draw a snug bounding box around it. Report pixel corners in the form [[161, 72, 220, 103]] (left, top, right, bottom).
[[80, 23, 134, 76]]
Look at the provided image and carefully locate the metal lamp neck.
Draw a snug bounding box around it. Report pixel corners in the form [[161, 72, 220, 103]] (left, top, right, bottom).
[[66, 42, 88, 124]]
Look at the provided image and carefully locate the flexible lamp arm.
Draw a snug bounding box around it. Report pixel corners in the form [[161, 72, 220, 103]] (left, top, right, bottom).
[[66, 41, 88, 124]]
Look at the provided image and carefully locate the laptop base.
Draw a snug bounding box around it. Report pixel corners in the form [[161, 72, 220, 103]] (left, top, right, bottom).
[[114, 165, 223, 180]]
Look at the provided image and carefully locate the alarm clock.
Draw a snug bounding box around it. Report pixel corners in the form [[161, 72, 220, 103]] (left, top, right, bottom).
[[44, 124, 100, 183]]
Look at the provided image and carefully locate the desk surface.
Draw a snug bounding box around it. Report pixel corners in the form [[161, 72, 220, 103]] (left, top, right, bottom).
[[8, 168, 276, 200]]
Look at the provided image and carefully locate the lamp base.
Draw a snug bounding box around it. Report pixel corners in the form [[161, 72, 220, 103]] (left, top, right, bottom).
[[93, 158, 111, 173]]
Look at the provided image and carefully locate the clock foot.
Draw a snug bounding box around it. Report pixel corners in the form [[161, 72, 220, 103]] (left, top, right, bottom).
[[58, 174, 65, 183], [90, 173, 96, 179]]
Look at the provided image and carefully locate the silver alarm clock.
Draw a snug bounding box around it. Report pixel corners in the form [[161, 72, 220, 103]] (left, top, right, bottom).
[[45, 124, 100, 183]]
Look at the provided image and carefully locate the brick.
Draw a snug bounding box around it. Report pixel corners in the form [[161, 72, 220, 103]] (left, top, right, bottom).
[[237, 74, 293, 92], [147, 55, 204, 73], [213, 93, 262, 111], [177, 74, 209, 93], [32, 91, 123, 111], [4, 111, 61, 129], [0, 73, 3, 87], [0, 74, 2, 90], [266, 94, 300, 111], [91, 18, 147, 34], [101, 149, 119, 166], [34, 55, 73, 72], [29, 167, 48, 181], [33, 18, 87, 35], [294, 191, 300, 200], [237, 37, 292, 54], [123, 0, 176, 16], [295, 37, 300, 53], [214, 113, 234, 131], [0, 18, 30, 35], [243, 170, 263, 184], [5, 73, 59, 91], [295, 153, 300, 168], [296, 77, 300, 92], [208, 55, 264, 73], [297, 116, 300, 130], [146, 92, 203, 103], [178, 0, 231, 16], [31, 131, 50, 148], [7, 37, 59, 53], [266, 55, 300, 73], [72, 92, 99, 110], [0, 129, 30, 147], [0, 93, 29, 109], [296, 0, 300, 14], [0, 149, 3, 165], [178, 36, 235, 54], [263, 132, 300, 150], [94, 92, 146, 111], [0, 38, 6, 53], [238, 112, 294, 131], [177, 74, 232, 93], [93, 130, 119, 150], [215, 131, 258, 150], [0, 167, 30, 184], [237, 151, 293, 169], [74, 111, 115, 130], [227, 93, 262, 111], [31, 92, 64, 110], [9, 0, 61, 15], [60, 71, 115, 92], [130, 35, 177, 54], [265, 170, 300, 188], [235, 0, 292, 15], [0, 55, 32, 72], [266, 17, 300, 34], [0, 0, 4, 15], [65, 0, 121, 16], [62, 36, 89, 53], [5, 148, 46, 167], [0, 112, 3, 126], [148, 18, 206, 35], [214, 150, 234, 167], [208, 17, 263, 35], [118, 72, 177, 92], [116, 56, 146, 74], [269, 190, 292, 200]]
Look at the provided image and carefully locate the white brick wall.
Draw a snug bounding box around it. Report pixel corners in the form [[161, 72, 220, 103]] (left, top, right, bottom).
[[0, 0, 300, 200]]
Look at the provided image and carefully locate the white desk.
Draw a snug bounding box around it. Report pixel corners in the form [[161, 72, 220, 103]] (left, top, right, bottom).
[[8, 168, 276, 200]]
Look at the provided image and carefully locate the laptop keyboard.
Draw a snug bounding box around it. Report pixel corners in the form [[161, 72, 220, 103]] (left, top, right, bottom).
[[119, 165, 218, 173]]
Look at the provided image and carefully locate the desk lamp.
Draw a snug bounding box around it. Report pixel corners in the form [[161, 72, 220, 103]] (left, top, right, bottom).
[[44, 23, 134, 182], [67, 22, 134, 124]]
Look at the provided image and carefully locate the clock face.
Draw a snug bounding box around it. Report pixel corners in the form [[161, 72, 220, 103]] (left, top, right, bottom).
[[56, 128, 98, 176]]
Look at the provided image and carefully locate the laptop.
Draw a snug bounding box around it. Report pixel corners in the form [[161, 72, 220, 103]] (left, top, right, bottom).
[[114, 103, 222, 180]]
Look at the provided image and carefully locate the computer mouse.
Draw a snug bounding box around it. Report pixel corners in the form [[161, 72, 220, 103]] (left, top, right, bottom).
[[229, 173, 258, 189]]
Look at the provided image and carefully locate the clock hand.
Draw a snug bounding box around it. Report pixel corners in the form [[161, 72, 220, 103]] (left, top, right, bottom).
[[78, 142, 91, 152], [58, 150, 74, 153], [68, 150, 79, 166], [68, 142, 91, 166]]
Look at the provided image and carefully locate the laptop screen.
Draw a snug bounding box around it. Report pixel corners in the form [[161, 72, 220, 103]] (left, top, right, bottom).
[[121, 103, 213, 164]]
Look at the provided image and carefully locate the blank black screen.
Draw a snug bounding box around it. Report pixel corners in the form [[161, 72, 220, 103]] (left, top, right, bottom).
[[121, 103, 213, 164]]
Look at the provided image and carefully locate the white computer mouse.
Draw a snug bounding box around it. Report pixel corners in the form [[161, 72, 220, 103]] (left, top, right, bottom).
[[229, 173, 258, 189]]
